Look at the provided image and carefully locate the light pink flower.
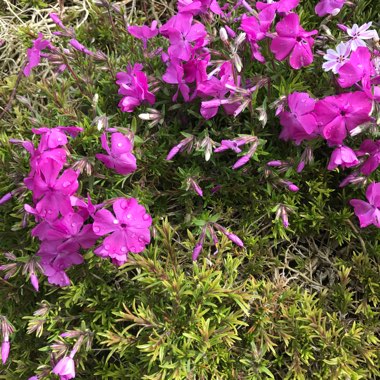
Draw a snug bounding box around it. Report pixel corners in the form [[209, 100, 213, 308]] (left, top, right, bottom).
[[52, 355, 75, 380], [322, 42, 351, 74], [346, 22, 379, 51]]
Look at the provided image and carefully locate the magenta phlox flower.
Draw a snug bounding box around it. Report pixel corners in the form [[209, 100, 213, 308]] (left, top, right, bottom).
[[183, 55, 209, 85], [116, 64, 155, 112], [23, 33, 52, 77], [278, 92, 318, 145], [314, 91, 372, 145], [337, 46, 374, 88], [160, 13, 208, 61], [128, 21, 158, 49], [256, 0, 300, 13], [32, 126, 82, 151], [197, 62, 238, 119], [240, 14, 270, 62], [350, 182, 380, 228], [96, 132, 137, 175], [270, 13, 317, 69], [93, 198, 152, 265], [327, 145, 359, 170], [178, 0, 222, 15], [315, 0, 346, 17], [32, 212, 98, 249], [28, 148, 67, 182], [322, 42, 351, 74], [162, 60, 191, 101], [25, 161, 79, 220], [356, 139, 380, 175], [38, 242, 83, 287]]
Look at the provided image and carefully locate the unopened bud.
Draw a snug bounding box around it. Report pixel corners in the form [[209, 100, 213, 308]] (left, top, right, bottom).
[[219, 27, 228, 42]]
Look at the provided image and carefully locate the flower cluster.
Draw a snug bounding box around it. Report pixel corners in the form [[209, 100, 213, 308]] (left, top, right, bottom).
[[14, 127, 150, 287]]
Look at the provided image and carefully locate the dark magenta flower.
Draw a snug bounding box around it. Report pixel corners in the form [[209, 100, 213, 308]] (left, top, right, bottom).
[[350, 182, 380, 228], [315, 0, 346, 17], [38, 242, 83, 287], [23, 33, 52, 77], [96, 132, 137, 175], [356, 140, 380, 175], [93, 198, 152, 265], [314, 91, 372, 145], [270, 13, 317, 69], [278, 92, 318, 145], [327, 145, 359, 170]]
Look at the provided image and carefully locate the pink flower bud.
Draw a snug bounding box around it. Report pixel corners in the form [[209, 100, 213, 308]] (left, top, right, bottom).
[[166, 145, 181, 161], [192, 243, 203, 261], [190, 179, 203, 197], [288, 184, 299, 192], [225, 25, 236, 38], [226, 233, 244, 248], [232, 154, 250, 169], [219, 27, 228, 42], [267, 160, 283, 167], [297, 161, 305, 173], [0, 193, 12, 205], [1, 340, 10, 365], [49, 13, 65, 29], [30, 273, 39, 292]]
